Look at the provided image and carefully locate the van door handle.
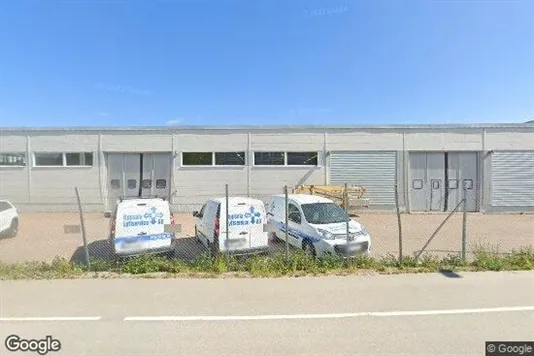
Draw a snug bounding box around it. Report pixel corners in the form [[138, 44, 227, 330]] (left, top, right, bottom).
[[267, 212, 273, 216], [239, 232, 248, 235]]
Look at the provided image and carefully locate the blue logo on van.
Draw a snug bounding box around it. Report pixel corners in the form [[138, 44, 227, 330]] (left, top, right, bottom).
[[144, 207, 164, 225], [229, 206, 262, 226], [123, 207, 164, 227]]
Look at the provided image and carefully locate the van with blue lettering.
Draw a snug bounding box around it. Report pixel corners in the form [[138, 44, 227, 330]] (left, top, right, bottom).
[[193, 197, 269, 256], [106, 197, 178, 258], [266, 194, 372, 258]]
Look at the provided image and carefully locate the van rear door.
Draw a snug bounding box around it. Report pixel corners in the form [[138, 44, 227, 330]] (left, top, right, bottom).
[[220, 200, 266, 252], [247, 202, 268, 249], [114, 200, 172, 253]]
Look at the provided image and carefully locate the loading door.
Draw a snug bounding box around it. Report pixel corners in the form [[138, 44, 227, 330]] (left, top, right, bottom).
[[409, 152, 479, 212], [106, 153, 172, 208], [446, 152, 478, 212], [329, 151, 397, 207], [409, 153, 446, 211], [491, 151, 534, 208]]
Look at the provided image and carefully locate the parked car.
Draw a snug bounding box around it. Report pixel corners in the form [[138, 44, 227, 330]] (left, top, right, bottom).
[[266, 194, 371, 257], [106, 197, 178, 258], [0, 200, 19, 238], [193, 197, 269, 256]]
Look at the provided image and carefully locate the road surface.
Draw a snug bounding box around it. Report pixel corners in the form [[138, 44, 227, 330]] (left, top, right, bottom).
[[1, 271, 534, 355]]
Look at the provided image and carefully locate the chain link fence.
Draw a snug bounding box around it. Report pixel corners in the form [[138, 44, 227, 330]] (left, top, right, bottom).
[[0, 184, 532, 268]]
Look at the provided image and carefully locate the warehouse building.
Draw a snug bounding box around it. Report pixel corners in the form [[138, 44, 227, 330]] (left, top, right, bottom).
[[0, 124, 533, 213]]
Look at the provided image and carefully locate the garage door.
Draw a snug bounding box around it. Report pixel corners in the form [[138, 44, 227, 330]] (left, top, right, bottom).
[[492, 151, 534, 207], [329, 151, 397, 206]]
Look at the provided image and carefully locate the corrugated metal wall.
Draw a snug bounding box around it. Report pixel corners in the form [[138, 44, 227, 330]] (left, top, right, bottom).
[[491, 151, 534, 207], [329, 151, 397, 206]]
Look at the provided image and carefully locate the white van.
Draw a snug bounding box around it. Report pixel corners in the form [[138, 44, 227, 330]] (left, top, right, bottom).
[[266, 194, 371, 258], [193, 197, 269, 256], [107, 197, 178, 258]]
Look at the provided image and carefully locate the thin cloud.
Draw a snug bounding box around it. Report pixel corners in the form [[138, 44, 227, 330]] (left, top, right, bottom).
[[166, 118, 184, 125]]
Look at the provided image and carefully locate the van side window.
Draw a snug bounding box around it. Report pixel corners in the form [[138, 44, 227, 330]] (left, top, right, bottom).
[[288, 203, 302, 224], [198, 204, 206, 218]]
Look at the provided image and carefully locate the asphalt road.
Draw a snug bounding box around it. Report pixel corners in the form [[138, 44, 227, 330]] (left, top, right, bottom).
[[1, 271, 534, 355]]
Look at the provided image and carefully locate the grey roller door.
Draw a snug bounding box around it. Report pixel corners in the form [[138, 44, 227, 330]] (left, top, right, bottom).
[[329, 151, 397, 206], [492, 151, 534, 207]]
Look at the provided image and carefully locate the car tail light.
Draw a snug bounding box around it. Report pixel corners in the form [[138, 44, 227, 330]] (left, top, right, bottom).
[[110, 220, 116, 237], [214, 216, 220, 238], [170, 213, 176, 225]]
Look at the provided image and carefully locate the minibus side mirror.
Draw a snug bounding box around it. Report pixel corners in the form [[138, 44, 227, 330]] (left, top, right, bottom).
[[104, 212, 112, 218], [192, 211, 199, 217]]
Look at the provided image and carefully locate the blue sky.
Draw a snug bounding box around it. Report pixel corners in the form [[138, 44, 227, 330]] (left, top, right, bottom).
[[0, 0, 532, 127]]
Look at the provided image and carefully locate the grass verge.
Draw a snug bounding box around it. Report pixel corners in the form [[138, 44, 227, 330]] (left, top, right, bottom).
[[1, 248, 533, 280]]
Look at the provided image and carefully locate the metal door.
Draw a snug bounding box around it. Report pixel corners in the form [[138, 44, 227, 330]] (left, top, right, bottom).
[[427, 153, 445, 211], [106, 153, 124, 207], [329, 151, 397, 206], [124, 154, 141, 198], [458, 152, 478, 211], [447, 153, 478, 212], [152, 153, 172, 199], [409, 153, 428, 211], [492, 151, 534, 207], [140, 154, 154, 198]]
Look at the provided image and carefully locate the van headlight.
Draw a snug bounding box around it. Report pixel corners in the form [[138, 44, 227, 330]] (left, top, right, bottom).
[[317, 228, 334, 240], [360, 225, 369, 236]]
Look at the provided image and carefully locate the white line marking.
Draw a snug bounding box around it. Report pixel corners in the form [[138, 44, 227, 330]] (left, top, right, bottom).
[[0, 317, 102, 322], [124, 306, 534, 322]]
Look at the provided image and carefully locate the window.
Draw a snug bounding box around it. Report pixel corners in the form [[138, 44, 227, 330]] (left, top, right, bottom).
[[182, 152, 212, 166], [156, 179, 166, 189], [254, 152, 284, 166], [0, 152, 26, 166], [66, 152, 93, 166], [448, 179, 458, 189], [412, 179, 423, 189], [34, 152, 93, 167], [110, 179, 121, 189], [288, 204, 302, 224], [127, 179, 137, 189], [34, 153, 63, 166], [463, 179, 473, 190], [301, 203, 348, 224], [141, 179, 152, 189], [0, 201, 13, 212], [215, 152, 245, 166], [287, 152, 318, 166]]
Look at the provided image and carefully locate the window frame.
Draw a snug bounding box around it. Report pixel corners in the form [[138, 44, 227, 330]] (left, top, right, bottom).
[[180, 152, 215, 167], [214, 152, 246, 166], [252, 151, 320, 167], [33, 152, 94, 168], [286, 151, 319, 166], [0, 152, 27, 167]]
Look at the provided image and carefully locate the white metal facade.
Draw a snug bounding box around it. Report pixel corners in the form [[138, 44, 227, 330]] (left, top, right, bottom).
[[0, 124, 533, 213]]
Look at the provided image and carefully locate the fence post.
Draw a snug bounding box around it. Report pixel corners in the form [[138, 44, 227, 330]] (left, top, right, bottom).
[[284, 185, 289, 261], [225, 184, 230, 263], [74, 187, 91, 270], [394, 183, 403, 264], [461, 184, 467, 260], [344, 183, 351, 267]]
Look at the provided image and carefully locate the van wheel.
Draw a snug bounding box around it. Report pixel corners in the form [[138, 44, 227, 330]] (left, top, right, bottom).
[[7, 218, 18, 238], [302, 241, 316, 257]]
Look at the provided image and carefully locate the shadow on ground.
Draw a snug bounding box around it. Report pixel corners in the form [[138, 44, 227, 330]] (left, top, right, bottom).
[[69, 236, 296, 264]]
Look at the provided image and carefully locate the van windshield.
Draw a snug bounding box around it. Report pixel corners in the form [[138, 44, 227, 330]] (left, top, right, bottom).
[[300, 203, 348, 224]]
